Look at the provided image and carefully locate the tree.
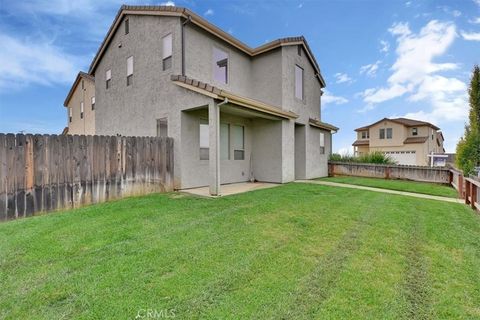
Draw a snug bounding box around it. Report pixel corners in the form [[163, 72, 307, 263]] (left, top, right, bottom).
[[456, 65, 480, 175]]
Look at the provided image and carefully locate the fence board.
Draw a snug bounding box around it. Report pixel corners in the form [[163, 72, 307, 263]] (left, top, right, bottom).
[[0, 134, 6, 220], [5, 134, 16, 220], [15, 134, 26, 218], [25, 134, 35, 216]]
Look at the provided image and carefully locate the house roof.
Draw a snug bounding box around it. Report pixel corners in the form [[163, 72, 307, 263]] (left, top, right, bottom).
[[352, 139, 369, 146], [355, 117, 440, 131], [309, 118, 339, 132], [63, 72, 95, 107], [88, 5, 326, 87], [403, 136, 429, 144], [171, 74, 298, 120]]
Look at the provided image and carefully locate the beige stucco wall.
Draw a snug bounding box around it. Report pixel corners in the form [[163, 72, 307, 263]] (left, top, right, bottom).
[[66, 78, 95, 135]]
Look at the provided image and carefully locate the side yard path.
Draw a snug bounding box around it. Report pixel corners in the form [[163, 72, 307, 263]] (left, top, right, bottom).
[[296, 180, 463, 204]]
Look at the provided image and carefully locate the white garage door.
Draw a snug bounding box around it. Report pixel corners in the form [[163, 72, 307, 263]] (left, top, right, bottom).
[[384, 151, 416, 165]]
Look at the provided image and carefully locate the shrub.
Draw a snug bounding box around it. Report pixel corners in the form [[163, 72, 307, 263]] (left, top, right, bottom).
[[329, 151, 396, 164]]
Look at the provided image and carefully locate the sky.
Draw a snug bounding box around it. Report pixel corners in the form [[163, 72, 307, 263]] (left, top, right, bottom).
[[1, 0, 479, 153]]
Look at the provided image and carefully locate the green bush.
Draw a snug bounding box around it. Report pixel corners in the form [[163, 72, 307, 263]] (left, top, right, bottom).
[[329, 151, 396, 164]]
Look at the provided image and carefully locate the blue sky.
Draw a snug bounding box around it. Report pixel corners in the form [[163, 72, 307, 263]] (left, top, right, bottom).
[[1, 0, 480, 153]]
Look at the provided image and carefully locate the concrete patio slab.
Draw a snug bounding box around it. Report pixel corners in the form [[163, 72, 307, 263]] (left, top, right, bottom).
[[180, 182, 280, 197]]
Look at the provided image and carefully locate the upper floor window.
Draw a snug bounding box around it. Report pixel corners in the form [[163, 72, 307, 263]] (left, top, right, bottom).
[[162, 33, 172, 71], [379, 128, 385, 139], [91, 96, 95, 110], [125, 18, 129, 35], [106, 69, 111, 89], [157, 117, 168, 137], [361, 131, 369, 139], [233, 125, 244, 160], [386, 128, 393, 139], [320, 132, 325, 154], [412, 127, 418, 136], [297, 45, 302, 56], [295, 65, 303, 100], [81, 80, 84, 90], [80, 101, 84, 119], [127, 56, 133, 86], [213, 47, 228, 84], [69, 108, 72, 123]]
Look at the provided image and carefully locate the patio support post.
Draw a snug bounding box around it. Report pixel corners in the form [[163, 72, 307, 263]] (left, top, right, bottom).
[[209, 100, 220, 196]]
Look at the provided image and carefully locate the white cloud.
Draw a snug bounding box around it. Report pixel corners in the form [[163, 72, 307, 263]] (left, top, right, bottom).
[[298, 3, 303, 8], [322, 90, 349, 106], [380, 40, 390, 53], [334, 72, 353, 84], [438, 6, 462, 17], [474, 0, 480, 6], [359, 60, 381, 77], [469, 17, 480, 24], [0, 32, 86, 91], [405, 1, 412, 7], [160, 1, 175, 6], [204, 8, 214, 16], [461, 31, 480, 41], [361, 20, 467, 123]]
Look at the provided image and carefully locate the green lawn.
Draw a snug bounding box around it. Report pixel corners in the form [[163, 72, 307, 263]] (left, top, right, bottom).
[[1, 183, 479, 319], [321, 176, 459, 198]]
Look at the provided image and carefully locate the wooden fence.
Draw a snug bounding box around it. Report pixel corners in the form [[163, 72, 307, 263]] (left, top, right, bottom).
[[328, 161, 451, 184], [450, 168, 480, 212], [0, 134, 174, 221]]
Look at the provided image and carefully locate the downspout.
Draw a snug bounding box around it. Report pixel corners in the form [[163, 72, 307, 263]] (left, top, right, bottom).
[[181, 15, 192, 77]]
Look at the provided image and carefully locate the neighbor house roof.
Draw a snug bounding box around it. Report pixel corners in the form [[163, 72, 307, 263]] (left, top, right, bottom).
[[403, 136, 429, 144], [88, 5, 326, 87], [309, 118, 339, 133], [355, 117, 440, 131], [63, 72, 95, 107], [171, 75, 298, 120], [352, 139, 370, 146]]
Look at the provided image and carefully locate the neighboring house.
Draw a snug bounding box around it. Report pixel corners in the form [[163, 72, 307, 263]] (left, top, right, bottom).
[[64, 72, 96, 135], [64, 5, 338, 195], [353, 118, 445, 166]]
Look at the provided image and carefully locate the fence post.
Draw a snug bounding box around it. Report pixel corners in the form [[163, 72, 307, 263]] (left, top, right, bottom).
[[471, 183, 477, 210], [465, 180, 471, 205], [458, 175, 464, 199]]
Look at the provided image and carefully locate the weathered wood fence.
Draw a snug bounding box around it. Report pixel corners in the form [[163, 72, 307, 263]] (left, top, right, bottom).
[[328, 161, 451, 184], [0, 134, 174, 221], [450, 168, 480, 212]]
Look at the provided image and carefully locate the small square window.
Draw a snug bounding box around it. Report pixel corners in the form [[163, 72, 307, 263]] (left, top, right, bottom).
[[69, 108, 72, 123], [157, 117, 168, 137], [379, 128, 385, 139], [361, 131, 369, 139], [125, 18, 129, 35], [386, 128, 393, 139], [91, 96, 95, 110], [80, 101, 84, 119], [106, 69, 111, 89], [412, 127, 418, 136], [233, 125, 244, 160], [320, 132, 325, 154], [127, 56, 133, 86], [297, 45, 302, 56]]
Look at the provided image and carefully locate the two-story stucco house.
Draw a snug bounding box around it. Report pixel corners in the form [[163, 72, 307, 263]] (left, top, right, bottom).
[[353, 118, 445, 166], [64, 72, 96, 135], [63, 5, 338, 195]]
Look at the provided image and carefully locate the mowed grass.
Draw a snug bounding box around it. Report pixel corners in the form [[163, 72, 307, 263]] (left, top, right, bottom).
[[321, 176, 459, 198], [1, 183, 479, 319]]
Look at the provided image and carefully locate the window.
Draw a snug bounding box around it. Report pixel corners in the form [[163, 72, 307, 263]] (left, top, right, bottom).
[[81, 80, 84, 90], [297, 45, 302, 56], [162, 33, 172, 71], [69, 108, 72, 123], [233, 125, 244, 160], [91, 96, 95, 110], [320, 132, 325, 154], [127, 56, 133, 86], [220, 123, 230, 160], [412, 127, 418, 136], [361, 131, 369, 139], [199, 122, 209, 160], [379, 128, 385, 139], [213, 47, 228, 84], [295, 65, 303, 100], [157, 117, 168, 137], [386, 128, 392, 139], [125, 18, 129, 35], [106, 69, 111, 89], [80, 102, 84, 119]]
